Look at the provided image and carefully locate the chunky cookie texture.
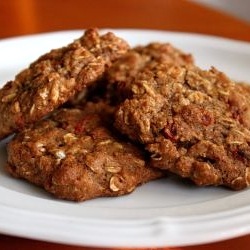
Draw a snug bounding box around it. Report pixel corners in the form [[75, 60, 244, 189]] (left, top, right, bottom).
[[107, 42, 194, 83], [0, 29, 129, 139], [104, 43, 194, 104], [6, 102, 163, 201], [115, 64, 250, 190]]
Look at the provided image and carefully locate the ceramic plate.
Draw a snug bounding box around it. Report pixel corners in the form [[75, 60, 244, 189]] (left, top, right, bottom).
[[0, 29, 250, 248]]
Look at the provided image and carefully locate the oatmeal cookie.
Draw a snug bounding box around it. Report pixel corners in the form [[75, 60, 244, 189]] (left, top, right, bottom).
[[6, 101, 163, 201], [104, 43, 194, 104], [115, 64, 250, 190], [0, 29, 129, 139], [107, 42, 194, 83]]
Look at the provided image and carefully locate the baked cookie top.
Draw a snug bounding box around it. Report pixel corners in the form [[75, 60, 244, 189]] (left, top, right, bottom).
[[115, 64, 250, 190], [105, 42, 194, 104], [107, 42, 194, 83], [0, 29, 129, 139], [6, 101, 163, 201]]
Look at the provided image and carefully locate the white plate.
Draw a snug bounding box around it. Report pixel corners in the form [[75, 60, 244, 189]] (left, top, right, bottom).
[[0, 29, 250, 248]]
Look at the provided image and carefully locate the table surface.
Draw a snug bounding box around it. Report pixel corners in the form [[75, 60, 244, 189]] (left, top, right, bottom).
[[0, 0, 250, 249]]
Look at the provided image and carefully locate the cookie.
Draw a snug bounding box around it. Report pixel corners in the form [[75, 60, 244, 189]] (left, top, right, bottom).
[[115, 64, 250, 190], [107, 42, 194, 83], [0, 28, 129, 139], [104, 42, 194, 104], [6, 101, 163, 201]]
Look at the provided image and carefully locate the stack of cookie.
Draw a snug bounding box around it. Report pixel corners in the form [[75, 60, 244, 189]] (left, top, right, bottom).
[[1, 29, 250, 202]]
